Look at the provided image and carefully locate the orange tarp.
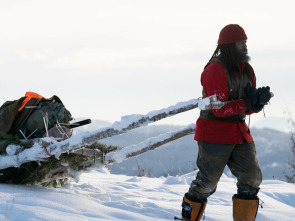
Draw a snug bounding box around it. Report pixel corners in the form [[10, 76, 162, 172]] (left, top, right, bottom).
[[18, 91, 45, 112]]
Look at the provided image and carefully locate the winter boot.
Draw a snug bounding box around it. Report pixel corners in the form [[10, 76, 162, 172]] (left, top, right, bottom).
[[181, 193, 207, 221], [232, 194, 259, 221]]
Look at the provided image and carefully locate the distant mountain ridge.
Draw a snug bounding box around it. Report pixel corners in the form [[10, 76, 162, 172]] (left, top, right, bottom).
[[252, 116, 290, 132]]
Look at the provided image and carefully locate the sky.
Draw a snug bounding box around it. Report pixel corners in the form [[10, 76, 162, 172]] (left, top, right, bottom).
[[1, 0, 295, 128]]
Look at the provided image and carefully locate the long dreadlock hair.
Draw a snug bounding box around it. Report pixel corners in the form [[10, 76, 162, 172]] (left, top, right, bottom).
[[207, 43, 252, 80]]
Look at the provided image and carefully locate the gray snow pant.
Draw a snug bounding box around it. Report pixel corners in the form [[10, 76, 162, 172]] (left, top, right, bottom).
[[188, 141, 262, 200]]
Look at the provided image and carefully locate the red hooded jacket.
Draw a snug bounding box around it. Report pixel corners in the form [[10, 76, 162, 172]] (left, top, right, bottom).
[[194, 61, 257, 144]]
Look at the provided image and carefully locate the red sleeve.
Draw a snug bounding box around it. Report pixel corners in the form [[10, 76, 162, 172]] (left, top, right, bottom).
[[201, 62, 247, 118]]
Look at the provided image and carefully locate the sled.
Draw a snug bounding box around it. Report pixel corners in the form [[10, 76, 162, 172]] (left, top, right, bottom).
[[0, 94, 272, 186]]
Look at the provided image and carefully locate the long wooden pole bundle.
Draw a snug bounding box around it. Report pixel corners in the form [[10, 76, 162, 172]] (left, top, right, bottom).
[[0, 96, 210, 169]]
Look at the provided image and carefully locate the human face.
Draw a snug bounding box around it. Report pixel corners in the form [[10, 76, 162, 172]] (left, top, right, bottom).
[[235, 40, 247, 55], [235, 40, 250, 62]]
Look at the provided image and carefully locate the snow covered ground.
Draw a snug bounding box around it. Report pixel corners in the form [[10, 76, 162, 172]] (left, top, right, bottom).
[[0, 168, 295, 221]]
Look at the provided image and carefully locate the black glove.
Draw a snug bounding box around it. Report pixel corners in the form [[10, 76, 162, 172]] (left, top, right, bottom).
[[257, 86, 271, 105], [243, 83, 257, 110], [249, 103, 264, 112], [243, 83, 264, 112]]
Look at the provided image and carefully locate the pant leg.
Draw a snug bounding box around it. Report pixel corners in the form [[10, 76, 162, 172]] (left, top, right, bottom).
[[227, 141, 262, 195], [188, 142, 235, 199]]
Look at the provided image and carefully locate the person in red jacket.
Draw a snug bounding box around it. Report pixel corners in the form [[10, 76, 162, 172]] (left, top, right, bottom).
[[180, 24, 271, 221]]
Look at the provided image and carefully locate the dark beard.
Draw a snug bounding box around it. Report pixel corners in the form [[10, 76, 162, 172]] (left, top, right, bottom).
[[238, 49, 251, 63]]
